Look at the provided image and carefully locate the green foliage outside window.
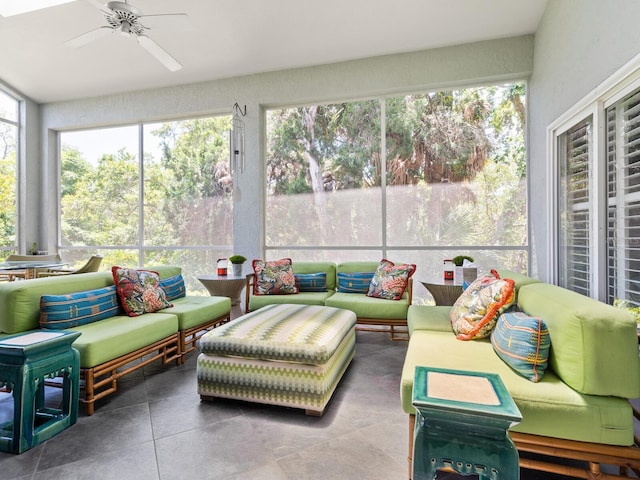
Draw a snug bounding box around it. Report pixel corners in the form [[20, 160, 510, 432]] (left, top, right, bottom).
[[265, 83, 528, 279], [59, 116, 232, 292]]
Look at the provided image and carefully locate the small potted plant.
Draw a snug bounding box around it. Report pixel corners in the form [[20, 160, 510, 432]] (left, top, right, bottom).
[[228, 255, 247, 277]]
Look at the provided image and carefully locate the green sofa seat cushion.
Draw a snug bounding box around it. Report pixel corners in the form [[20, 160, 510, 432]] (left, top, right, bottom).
[[161, 295, 231, 331], [401, 330, 635, 446], [325, 292, 409, 319], [250, 291, 334, 311], [68, 312, 179, 368], [407, 305, 452, 335], [518, 283, 640, 398]]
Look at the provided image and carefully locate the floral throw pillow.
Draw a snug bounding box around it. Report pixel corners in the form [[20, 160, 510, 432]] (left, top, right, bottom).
[[366, 259, 416, 301], [112, 266, 172, 317], [449, 269, 515, 340], [252, 258, 298, 295]]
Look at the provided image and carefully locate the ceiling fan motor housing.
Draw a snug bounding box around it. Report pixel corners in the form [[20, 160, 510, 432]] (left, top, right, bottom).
[[105, 1, 145, 35]]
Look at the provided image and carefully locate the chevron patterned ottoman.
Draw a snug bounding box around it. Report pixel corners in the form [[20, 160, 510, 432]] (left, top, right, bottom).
[[197, 303, 356, 416]]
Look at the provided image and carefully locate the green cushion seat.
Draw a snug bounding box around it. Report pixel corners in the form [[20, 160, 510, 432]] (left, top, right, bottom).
[[161, 296, 231, 331], [401, 330, 635, 446], [325, 291, 409, 319], [249, 291, 334, 311], [248, 261, 337, 311], [68, 313, 179, 368]]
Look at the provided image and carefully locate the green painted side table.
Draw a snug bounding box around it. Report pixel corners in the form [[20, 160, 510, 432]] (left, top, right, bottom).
[[412, 366, 522, 480], [0, 329, 81, 454]]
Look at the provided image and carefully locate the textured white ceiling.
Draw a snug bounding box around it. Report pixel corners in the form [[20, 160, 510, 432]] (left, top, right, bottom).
[[0, 0, 548, 103]]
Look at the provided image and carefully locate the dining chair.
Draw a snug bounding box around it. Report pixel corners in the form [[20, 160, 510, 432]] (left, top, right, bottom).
[[37, 255, 103, 277]]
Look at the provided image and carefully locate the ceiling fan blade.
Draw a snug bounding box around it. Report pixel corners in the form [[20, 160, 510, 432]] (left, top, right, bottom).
[[85, 0, 107, 10], [139, 13, 193, 31], [137, 35, 182, 72], [65, 26, 113, 48]]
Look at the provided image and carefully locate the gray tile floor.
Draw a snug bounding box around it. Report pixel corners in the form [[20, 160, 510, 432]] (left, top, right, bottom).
[[0, 310, 619, 480]]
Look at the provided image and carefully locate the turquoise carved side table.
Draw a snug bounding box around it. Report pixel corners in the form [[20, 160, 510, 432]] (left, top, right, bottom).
[[412, 366, 522, 480], [0, 330, 81, 454]]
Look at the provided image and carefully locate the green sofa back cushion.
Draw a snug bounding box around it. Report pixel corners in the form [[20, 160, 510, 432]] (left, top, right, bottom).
[[0, 265, 183, 334], [517, 282, 640, 398], [291, 262, 337, 291], [0, 272, 114, 333], [337, 261, 380, 274]]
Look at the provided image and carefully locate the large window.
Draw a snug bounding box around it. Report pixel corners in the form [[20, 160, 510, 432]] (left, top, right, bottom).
[[551, 59, 640, 308], [59, 116, 232, 291], [0, 89, 17, 255], [265, 84, 528, 293]]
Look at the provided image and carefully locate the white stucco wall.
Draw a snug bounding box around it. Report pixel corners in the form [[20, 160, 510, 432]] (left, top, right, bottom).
[[529, 0, 640, 281], [35, 36, 533, 263]]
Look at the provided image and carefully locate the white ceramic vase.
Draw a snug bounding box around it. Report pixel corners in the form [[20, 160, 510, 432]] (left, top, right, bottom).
[[231, 263, 244, 277]]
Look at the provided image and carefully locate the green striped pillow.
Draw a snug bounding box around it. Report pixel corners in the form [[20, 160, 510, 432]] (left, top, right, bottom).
[[491, 311, 550, 382], [40, 286, 121, 330]]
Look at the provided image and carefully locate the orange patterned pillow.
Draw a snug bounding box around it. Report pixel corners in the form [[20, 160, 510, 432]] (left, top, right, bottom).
[[449, 269, 515, 340]]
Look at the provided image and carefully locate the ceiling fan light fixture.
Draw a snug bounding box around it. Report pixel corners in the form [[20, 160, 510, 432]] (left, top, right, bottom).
[[120, 20, 131, 36]]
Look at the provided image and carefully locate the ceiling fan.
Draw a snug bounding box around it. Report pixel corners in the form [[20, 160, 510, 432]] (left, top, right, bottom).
[[65, 0, 190, 71]]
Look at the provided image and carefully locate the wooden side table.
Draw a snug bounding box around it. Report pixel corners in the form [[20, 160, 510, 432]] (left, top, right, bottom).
[[198, 274, 246, 306], [0, 330, 81, 454], [412, 366, 522, 479], [419, 280, 463, 306]]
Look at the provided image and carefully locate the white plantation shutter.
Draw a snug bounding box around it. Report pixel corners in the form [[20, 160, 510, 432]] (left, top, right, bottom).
[[607, 88, 640, 307], [558, 118, 591, 296]]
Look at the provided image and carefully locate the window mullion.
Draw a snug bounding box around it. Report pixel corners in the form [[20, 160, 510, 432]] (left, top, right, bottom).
[[380, 98, 387, 260], [591, 103, 607, 301], [138, 124, 144, 266]]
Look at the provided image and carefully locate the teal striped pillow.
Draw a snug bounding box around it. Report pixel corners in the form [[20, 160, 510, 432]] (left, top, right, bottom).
[[491, 311, 551, 382], [40, 286, 121, 330], [160, 274, 186, 301], [294, 272, 327, 292], [337, 272, 374, 293]]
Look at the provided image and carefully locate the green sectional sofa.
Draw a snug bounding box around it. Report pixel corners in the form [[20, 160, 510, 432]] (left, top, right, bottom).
[[244, 261, 413, 339], [401, 269, 640, 478], [0, 266, 231, 415]]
